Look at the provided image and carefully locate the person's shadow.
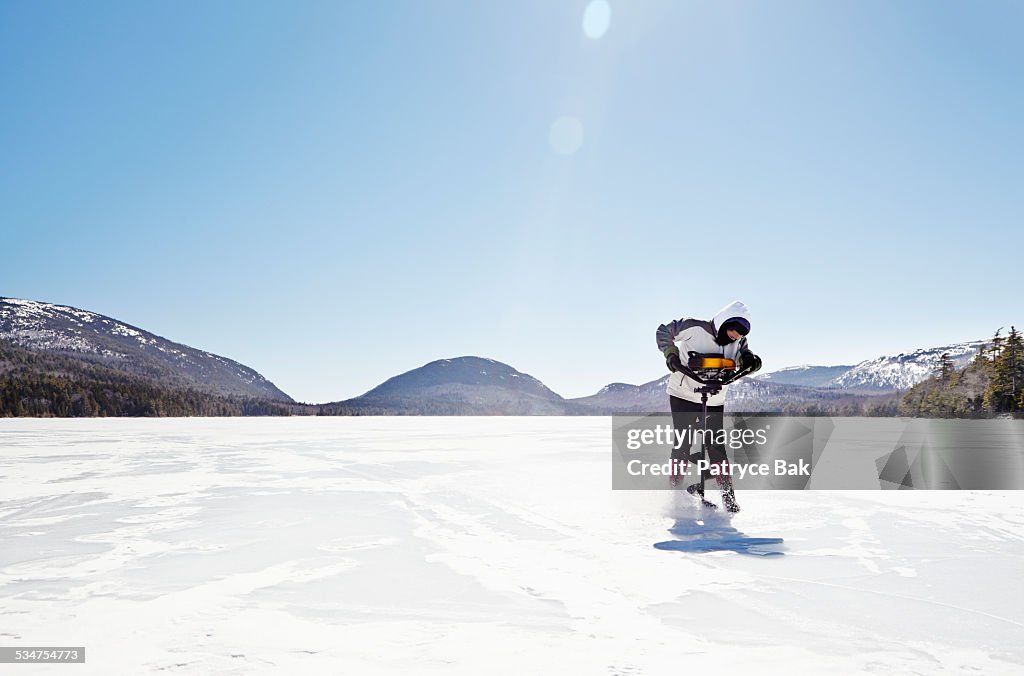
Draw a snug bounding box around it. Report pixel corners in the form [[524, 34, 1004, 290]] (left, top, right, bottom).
[[654, 515, 785, 557]]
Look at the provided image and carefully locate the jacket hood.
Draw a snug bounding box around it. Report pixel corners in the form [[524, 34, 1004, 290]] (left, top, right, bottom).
[[712, 300, 751, 342], [712, 301, 751, 332]]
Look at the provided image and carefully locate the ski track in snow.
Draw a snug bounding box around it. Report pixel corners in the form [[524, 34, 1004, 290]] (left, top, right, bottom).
[[0, 418, 1022, 675]]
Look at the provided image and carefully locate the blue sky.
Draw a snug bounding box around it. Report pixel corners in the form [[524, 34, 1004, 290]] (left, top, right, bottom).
[[2, 1, 1021, 403]]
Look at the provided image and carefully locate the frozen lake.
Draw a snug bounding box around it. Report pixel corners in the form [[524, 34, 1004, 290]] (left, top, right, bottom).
[[2, 417, 1023, 674]]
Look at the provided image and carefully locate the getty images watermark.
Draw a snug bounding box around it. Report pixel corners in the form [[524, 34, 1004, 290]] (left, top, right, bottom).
[[623, 422, 808, 481], [612, 415, 1024, 490]]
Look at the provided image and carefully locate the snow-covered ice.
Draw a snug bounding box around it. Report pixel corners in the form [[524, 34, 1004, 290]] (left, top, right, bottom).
[[1, 417, 1022, 674]]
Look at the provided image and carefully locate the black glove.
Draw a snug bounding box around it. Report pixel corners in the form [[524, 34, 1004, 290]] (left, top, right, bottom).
[[738, 350, 762, 373], [667, 350, 684, 372]]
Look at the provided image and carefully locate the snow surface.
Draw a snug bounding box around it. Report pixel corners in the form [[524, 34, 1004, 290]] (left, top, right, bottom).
[[1, 418, 1023, 674]]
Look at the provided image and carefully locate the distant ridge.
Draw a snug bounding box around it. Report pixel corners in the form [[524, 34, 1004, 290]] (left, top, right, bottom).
[[322, 356, 592, 415], [829, 340, 986, 391], [570, 338, 992, 413], [753, 364, 855, 388], [569, 376, 670, 412], [0, 297, 292, 402]]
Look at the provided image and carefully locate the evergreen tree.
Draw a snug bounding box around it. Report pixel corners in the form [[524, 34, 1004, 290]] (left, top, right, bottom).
[[937, 352, 954, 384], [981, 328, 1004, 378], [985, 326, 1024, 413]]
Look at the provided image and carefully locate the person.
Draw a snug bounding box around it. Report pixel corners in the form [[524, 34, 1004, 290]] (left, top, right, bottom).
[[655, 300, 761, 512]]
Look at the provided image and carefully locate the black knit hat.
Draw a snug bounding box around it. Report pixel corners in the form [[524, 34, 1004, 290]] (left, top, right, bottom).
[[715, 317, 750, 345]]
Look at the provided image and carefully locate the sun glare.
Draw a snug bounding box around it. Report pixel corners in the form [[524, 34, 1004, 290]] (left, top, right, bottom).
[[582, 0, 611, 39]]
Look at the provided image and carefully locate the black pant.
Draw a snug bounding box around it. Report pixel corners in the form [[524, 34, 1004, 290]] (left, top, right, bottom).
[[669, 396, 728, 479]]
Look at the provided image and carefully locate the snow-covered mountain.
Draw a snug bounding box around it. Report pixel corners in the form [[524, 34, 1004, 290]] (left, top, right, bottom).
[[362, 356, 558, 399], [755, 364, 855, 388], [570, 377, 670, 412], [0, 297, 292, 401], [829, 340, 986, 391], [569, 374, 878, 413], [577, 339, 991, 413], [324, 356, 587, 414]]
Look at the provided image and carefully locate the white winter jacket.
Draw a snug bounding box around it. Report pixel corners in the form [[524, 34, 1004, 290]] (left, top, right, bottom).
[[655, 301, 753, 406]]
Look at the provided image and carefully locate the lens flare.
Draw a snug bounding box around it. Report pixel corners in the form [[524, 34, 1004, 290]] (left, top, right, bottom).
[[582, 0, 611, 39]]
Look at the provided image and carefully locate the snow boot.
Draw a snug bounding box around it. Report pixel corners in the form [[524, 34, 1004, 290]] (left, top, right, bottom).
[[687, 482, 718, 510], [717, 476, 740, 513]]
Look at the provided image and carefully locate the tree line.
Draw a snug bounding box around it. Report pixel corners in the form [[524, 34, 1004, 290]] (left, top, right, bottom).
[[0, 339, 292, 417], [899, 327, 1024, 418]]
